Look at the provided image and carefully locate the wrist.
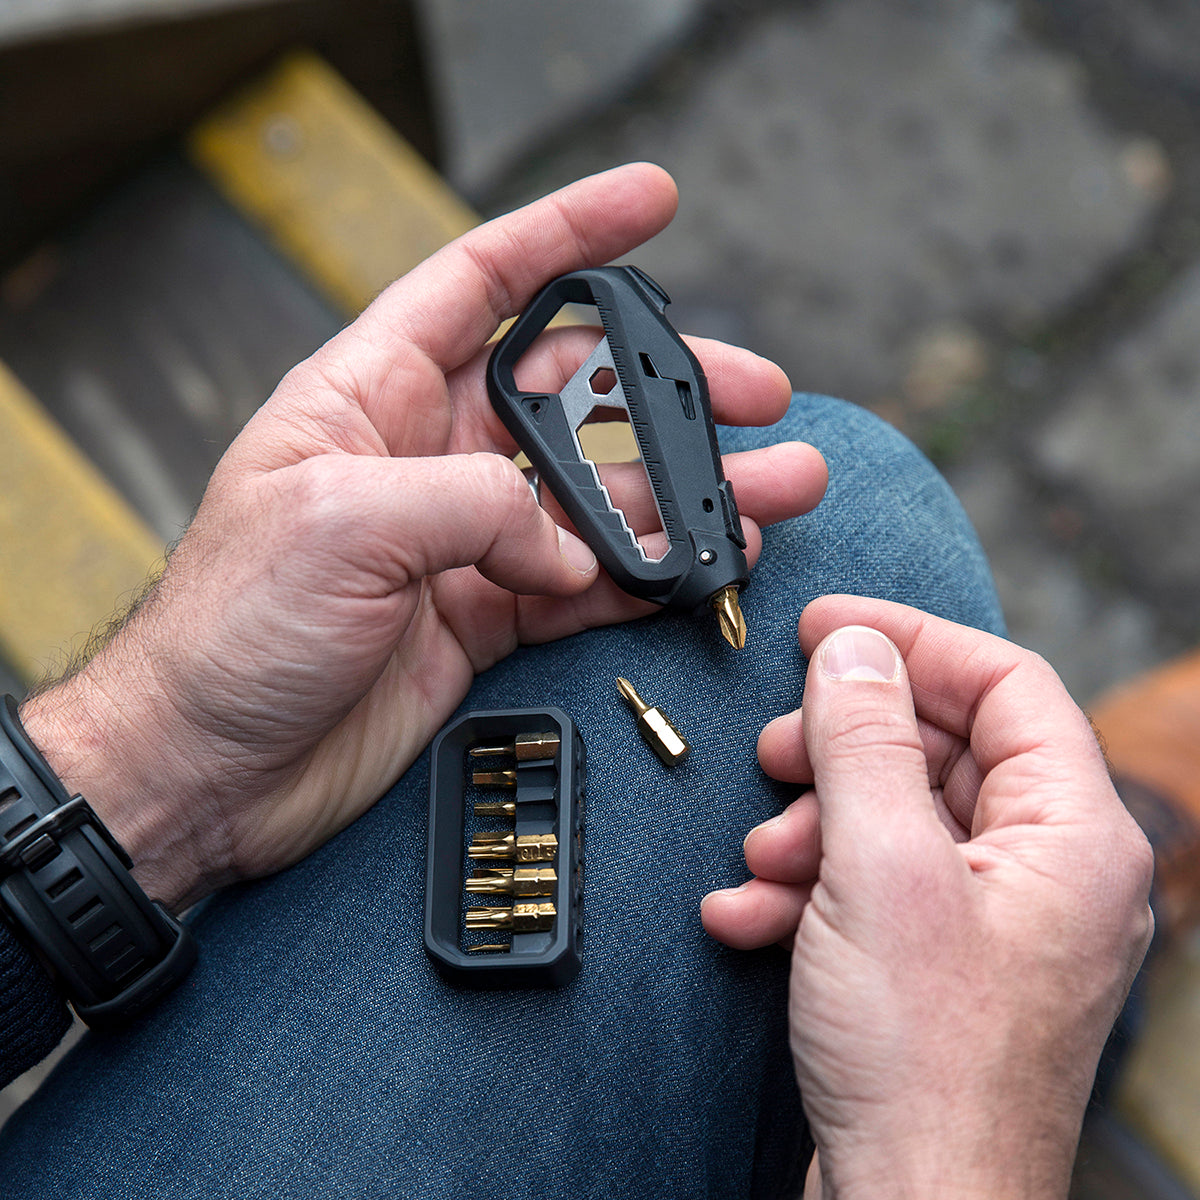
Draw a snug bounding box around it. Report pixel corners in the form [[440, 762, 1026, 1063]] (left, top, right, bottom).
[[18, 658, 229, 912], [813, 1105, 1078, 1200]]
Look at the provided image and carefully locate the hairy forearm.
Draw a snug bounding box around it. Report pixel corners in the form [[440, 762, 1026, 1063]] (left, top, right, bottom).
[[18, 632, 228, 912]]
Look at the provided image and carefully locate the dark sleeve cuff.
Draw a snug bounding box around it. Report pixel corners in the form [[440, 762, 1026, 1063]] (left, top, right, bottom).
[[0, 921, 71, 1090]]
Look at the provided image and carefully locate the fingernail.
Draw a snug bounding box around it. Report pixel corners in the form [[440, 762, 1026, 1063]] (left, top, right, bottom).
[[820, 626, 901, 682], [743, 814, 784, 850], [701, 883, 749, 908], [557, 525, 597, 575]]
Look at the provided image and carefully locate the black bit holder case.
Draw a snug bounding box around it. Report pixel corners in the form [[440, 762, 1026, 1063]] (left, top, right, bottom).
[[424, 707, 584, 987]]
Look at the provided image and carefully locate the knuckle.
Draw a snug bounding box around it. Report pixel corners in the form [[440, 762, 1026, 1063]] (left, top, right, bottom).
[[271, 456, 345, 538], [470, 452, 536, 528], [819, 706, 923, 762], [469, 450, 518, 494], [1127, 823, 1156, 901], [258, 456, 355, 554], [307, 453, 353, 508]]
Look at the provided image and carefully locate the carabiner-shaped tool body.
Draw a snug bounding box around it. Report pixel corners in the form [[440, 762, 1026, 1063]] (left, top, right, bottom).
[[487, 266, 749, 630]]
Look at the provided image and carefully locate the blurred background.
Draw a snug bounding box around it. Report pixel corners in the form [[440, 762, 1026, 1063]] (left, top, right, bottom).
[[1, 0, 1199, 1193]]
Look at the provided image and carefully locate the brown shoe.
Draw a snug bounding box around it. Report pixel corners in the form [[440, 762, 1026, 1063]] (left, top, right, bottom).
[[1090, 648, 1200, 936]]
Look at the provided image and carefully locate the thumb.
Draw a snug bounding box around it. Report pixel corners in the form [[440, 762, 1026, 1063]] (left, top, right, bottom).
[[262, 451, 599, 597], [803, 625, 941, 873]]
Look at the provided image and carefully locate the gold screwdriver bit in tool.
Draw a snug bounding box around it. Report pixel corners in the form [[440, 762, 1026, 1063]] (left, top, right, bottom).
[[616, 677, 690, 767], [469, 732, 561, 761], [468, 832, 558, 862], [465, 867, 557, 897], [466, 903, 557, 932], [711, 584, 747, 650]]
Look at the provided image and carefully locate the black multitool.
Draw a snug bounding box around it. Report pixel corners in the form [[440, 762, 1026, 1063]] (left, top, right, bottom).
[[486, 265, 750, 648]]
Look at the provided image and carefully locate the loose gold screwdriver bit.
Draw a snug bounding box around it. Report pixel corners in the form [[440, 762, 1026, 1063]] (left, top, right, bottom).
[[468, 831, 558, 862], [616, 677, 690, 767], [469, 732, 561, 761], [711, 584, 748, 650], [465, 902, 556, 932], [465, 867, 557, 896], [473, 800, 516, 818]]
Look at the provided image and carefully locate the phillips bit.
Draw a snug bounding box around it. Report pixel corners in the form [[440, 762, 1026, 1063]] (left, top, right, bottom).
[[466, 902, 556, 932], [616, 677, 690, 766], [469, 731, 561, 762], [710, 584, 747, 650], [465, 867, 557, 897], [472, 769, 517, 789], [473, 799, 517, 818], [468, 831, 558, 862]]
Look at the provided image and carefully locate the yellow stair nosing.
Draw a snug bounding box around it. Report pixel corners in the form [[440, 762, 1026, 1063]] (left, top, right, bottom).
[[189, 50, 479, 317], [0, 361, 162, 683]]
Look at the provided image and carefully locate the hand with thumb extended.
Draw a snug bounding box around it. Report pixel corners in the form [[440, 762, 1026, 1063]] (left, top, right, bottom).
[[702, 596, 1154, 1200]]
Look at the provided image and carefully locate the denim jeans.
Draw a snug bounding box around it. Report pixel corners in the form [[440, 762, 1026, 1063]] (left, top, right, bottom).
[[0, 396, 1003, 1199]]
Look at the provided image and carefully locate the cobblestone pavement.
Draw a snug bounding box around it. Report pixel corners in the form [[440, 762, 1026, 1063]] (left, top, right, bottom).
[[476, 0, 1200, 706]]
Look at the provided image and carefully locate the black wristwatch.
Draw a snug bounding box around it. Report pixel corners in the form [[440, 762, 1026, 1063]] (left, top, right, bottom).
[[0, 695, 196, 1027]]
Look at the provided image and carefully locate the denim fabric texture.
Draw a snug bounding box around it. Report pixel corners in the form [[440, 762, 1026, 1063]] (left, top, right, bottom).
[[0, 928, 70, 1086], [0, 396, 1004, 1198]]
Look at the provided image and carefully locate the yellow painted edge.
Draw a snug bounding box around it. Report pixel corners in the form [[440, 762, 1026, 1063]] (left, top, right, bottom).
[[188, 50, 479, 316], [0, 362, 162, 682]]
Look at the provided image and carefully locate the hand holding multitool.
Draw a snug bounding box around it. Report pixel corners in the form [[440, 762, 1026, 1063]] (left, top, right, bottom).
[[487, 266, 750, 648]]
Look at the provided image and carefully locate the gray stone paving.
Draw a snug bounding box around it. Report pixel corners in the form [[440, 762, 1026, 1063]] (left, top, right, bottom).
[[489, 0, 1159, 406], [417, 0, 706, 194], [1035, 263, 1200, 610], [472, 0, 1200, 704]]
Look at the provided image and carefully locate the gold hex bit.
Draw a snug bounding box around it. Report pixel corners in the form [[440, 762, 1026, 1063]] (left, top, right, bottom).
[[465, 867, 557, 897], [710, 584, 747, 650], [469, 731, 561, 761], [616, 677, 690, 766], [472, 769, 517, 789], [467, 831, 558, 862], [472, 799, 516, 818], [466, 943, 510, 954], [465, 902, 557, 932]]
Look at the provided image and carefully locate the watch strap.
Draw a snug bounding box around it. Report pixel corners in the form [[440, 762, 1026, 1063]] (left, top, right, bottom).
[[0, 695, 196, 1027]]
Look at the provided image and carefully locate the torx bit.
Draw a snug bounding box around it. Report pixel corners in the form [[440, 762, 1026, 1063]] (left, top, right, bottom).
[[465, 902, 557, 932], [469, 731, 561, 762], [473, 800, 517, 818], [467, 831, 558, 862], [711, 584, 747, 650], [472, 769, 517, 789], [465, 867, 557, 897], [616, 677, 690, 766]]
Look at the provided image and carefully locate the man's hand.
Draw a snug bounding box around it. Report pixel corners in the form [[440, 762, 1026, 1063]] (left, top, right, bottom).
[[21, 163, 827, 912], [702, 596, 1154, 1200]]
